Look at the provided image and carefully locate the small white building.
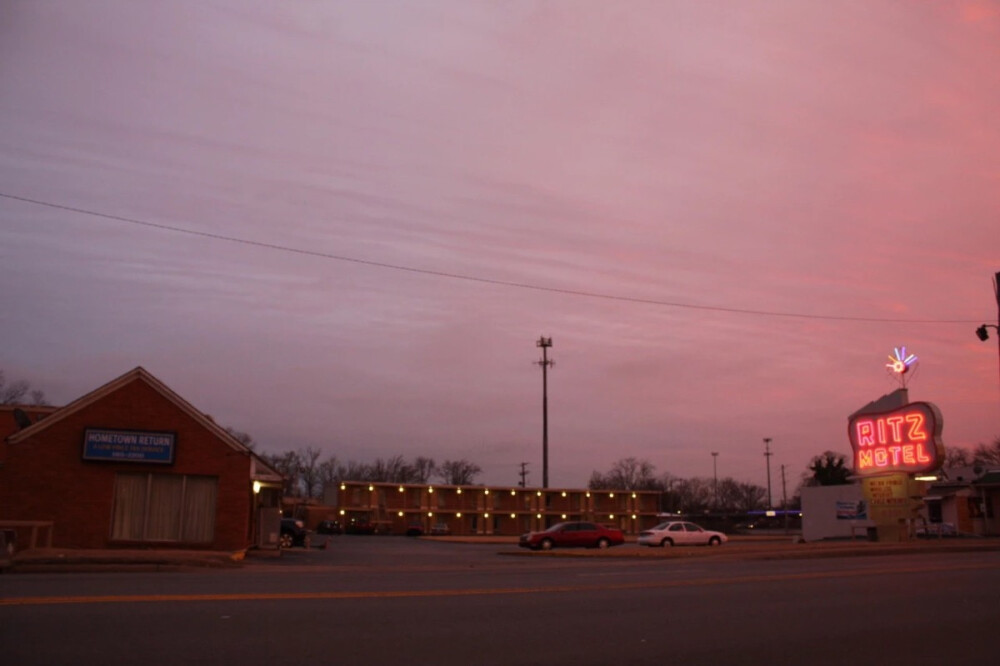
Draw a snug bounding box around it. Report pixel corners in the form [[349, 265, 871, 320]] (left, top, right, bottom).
[[800, 484, 873, 542]]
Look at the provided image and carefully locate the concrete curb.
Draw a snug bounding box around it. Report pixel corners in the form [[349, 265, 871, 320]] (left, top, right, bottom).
[[5, 537, 998, 573], [6, 548, 246, 573]]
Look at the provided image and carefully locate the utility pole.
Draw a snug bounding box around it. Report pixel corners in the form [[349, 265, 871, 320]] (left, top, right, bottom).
[[975, 271, 1000, 406], [781, 464, 789, 533], [764, 438, 773, 509], [711, 452, 719, 510], [536, 337, 554, 488], [518, 462, 529, 487]]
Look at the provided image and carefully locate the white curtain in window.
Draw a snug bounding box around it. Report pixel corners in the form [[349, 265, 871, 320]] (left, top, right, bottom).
[[181, 476, 218, 543], [111, 473, 220, 543], [110, 473, 148, 540], [147, 475, 184, 541]]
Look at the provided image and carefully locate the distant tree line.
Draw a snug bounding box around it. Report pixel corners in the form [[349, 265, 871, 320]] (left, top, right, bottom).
[[588, 456, 771, 514], [942, 437, 1000, 468], [249, 444, 483, 499]]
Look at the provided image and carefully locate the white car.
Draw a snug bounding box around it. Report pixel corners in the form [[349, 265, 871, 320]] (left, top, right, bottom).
[[637, 521, 727, 547]]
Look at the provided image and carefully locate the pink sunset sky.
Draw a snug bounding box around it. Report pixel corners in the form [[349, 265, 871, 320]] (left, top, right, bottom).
[[1, 1, 998, 490]]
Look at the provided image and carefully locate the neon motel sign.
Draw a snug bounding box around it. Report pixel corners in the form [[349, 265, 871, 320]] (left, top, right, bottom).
[[848, 402, 944, 477]]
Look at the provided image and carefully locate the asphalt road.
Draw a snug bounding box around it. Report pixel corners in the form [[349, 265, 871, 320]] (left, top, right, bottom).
[[2, 537, 999, 665]]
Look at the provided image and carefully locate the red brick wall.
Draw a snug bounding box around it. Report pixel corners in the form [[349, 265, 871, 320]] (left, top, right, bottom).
[[0, 378, 254, 551]]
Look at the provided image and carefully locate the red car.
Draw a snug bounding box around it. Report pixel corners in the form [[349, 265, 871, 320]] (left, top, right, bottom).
[[519, 521, 625, 550]]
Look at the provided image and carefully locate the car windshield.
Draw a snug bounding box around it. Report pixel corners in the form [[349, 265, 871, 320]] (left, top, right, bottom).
[[652, 521, 675, 530], [544, 523, 572, 533]]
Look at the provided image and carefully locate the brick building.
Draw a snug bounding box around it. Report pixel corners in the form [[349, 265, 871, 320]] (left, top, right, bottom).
[[0, 367, 283, 551], [317, 481, 663, 536]]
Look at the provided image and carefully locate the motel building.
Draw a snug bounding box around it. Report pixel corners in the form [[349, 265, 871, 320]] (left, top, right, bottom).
[[316, 481, 663, 536], [0, 367, 285, 553]]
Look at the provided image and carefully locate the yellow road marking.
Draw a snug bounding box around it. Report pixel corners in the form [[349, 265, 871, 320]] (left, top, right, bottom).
[[2, 561, 997, 607]]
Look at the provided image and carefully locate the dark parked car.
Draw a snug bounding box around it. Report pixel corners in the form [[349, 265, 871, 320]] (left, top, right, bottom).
[[519, 521, 625, 550], [405, 523, 424, 537], [315, 520, 342, 535], [280, 517, 309, 548]]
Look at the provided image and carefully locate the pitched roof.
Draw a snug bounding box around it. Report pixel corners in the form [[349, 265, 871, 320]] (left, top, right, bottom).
[[973, 471, 1000, 487], [6, 366, 281, 481]]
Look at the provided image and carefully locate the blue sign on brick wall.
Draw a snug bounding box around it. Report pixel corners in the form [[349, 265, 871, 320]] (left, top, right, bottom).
[[83, 429, 176, 464]]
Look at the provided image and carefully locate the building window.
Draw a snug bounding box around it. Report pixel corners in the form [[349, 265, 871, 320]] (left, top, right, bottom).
[[111, 473, 218, 543], [927, 500, 943, 523]]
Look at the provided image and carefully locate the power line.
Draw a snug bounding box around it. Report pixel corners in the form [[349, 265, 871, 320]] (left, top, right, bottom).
[[0, 191, 981, 325]]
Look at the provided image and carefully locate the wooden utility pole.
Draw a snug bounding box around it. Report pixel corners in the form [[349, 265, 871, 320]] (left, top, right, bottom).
[[781, 464, 789, 533]]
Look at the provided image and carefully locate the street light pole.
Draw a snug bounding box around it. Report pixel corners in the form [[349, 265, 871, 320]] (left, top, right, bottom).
[[764, 438, 773, 509], [536, 337, 554, 489], [975, 271, 1000, 404], [711, 452, 719, 510]]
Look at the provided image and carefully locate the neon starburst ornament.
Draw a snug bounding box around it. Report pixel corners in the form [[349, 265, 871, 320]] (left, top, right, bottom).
[[886, 346, 918, 387]]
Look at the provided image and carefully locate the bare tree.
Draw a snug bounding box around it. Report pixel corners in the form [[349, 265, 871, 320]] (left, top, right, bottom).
[[972, 437, 1000, 467], [224, 427, 255, 450], [261, 450, 302, 497], [436, 459, 482, 485], [732, 481, 767, 513], [407, 457, 434, 483], [589, 457, 658, 490], [342, 460, 375, 481], [0, 370, 47, 405], [944, 446, 973, 468], [298, 447, 324, 498], [368, 455, 420, 483], [671, 477, 712, 513], [318, 455, 341, 489]]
